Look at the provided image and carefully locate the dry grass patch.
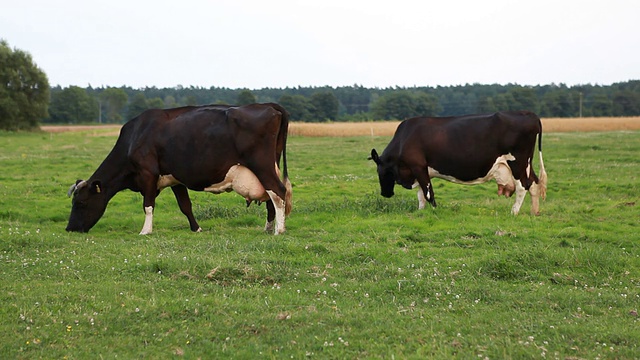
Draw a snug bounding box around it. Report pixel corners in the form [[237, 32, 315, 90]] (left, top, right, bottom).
[[42, 117, 640, 137], [541, 116, 640, 132], [289, 121, 400, 137], [291, 117, 640, 137]]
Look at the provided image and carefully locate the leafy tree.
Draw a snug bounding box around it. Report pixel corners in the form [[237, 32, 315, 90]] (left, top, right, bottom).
[[309, 92, 339, 122], [163, 95, 178, 108], [612, 90, 640, 116], [100, 87, 128, 123], [588, 93, 612, 117], [439, 89, 476, 115], [508, 87, 538, 112], [371, 91, 414, 120], [126, 93, 149, 120], [48, 86, 98, 124], [477, 96, 496, 113], [371, 91, 440, 120], [413, 92, 441, 116], [493, 92, 514, 111], [147, 97, 165, 109], [278, 94, 314, 121], [540, 89, 574, 117], [0, 40, 50, 130], [334, 84, 371, 115], [181, 95, 197, 106], [236, 89, 256, 105]]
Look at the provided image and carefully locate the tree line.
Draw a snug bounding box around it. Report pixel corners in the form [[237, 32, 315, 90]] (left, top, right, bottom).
[[2, 40, 640, 130], [45, 81, 640, 125]]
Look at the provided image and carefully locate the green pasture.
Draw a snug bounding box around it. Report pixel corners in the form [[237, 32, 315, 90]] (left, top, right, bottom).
[[1, 128, 639, 359]]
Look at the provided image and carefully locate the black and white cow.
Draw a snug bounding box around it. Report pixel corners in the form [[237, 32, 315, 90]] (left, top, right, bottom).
[[66, 103, 292, 234], [370, 111, 547, 215]]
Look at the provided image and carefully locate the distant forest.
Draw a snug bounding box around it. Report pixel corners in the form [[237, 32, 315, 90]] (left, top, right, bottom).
[[45, 80, 640, 124]]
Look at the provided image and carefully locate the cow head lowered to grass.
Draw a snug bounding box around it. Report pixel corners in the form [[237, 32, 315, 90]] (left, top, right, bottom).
[[370, 111, 547, 215], [66, 103, 292, 235]]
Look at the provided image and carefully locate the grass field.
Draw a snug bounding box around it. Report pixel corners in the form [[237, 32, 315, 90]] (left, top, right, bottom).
[[1, 123, 639, 359]]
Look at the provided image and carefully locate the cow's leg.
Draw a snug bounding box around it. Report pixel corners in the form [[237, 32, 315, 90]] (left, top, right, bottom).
[[140, 205, 154, 235], [139, 171, 159, 235], [412, 166, 436, 208], [265, 190, 286, 234], [416, 186, 428, 210], [264, 200, 276, 233], [511, 180, 527, 215], [528, 180, 542, 216], [171, 185, 202, 232]]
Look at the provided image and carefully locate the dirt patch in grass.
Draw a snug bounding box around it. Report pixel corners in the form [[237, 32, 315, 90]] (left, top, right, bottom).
[[41, 117, 640, 137]]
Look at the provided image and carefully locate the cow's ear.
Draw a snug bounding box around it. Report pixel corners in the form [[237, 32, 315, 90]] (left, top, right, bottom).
[[90, 180, 103, 194], [370, 149, 381, 165]]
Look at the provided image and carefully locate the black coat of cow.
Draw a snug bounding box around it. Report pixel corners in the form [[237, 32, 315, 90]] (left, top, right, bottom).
[[66, 103, 292, 234], [370, 111, 547, 215]]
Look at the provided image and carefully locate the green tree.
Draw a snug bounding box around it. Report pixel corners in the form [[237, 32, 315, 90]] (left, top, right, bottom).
[[147, 97, 165, 109], [540, 89, 574, 117], [371, 91, 414, 120], [588, 93, 612, 117], [611, 90, 640, 116], [100, 87, 128, 123], [236, 89, 256, 105], [370, 91, 440, 120], [48, 86, 98, 124], [0, 40, 50, 130], [181, 95, 197, 106], [278, 94, 314, 121], [412, 92, 441, 116], [477, 96, 496, 113], [508, 87, 538, 112], [309, 92, 339, 122], [164, 95, 178, 108], [126, 92, 148, 120]]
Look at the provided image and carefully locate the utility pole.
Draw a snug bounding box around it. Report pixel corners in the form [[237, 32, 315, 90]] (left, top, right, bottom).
[[579, 92, 583, 118]]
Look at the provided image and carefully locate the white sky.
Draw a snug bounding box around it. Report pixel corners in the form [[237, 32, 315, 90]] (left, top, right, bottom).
[[2, 0, 639, 89]]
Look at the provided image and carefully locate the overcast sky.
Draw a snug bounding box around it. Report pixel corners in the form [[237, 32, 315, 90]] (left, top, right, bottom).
[[2, 0, 639, 89]]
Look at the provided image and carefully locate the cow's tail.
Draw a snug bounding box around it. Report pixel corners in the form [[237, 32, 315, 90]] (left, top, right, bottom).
[[274, 103, 293, 216], [537, 119, 548, 200]]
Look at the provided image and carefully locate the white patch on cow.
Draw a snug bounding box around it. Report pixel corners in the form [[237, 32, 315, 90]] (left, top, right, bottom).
[[526, 157, 532, 178], [266, 190, 286, 235], [157, 174, 180, 190], [428, 153, 515, 186], [511, 180, 527, 215], [204, 165, 270, 202], [140, 206, 154, 235]]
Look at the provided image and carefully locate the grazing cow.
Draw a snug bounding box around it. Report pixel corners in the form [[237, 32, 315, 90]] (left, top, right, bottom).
[[370, 111, 547, 215], [66, 103, 292, 235]]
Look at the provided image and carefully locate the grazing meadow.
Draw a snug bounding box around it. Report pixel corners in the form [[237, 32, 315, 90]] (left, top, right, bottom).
[[1, 122, 639, 359]]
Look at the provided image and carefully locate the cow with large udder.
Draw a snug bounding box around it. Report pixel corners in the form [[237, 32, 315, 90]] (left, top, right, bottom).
[[370, 111, 547, 215], [66, 103, 292, 235]]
